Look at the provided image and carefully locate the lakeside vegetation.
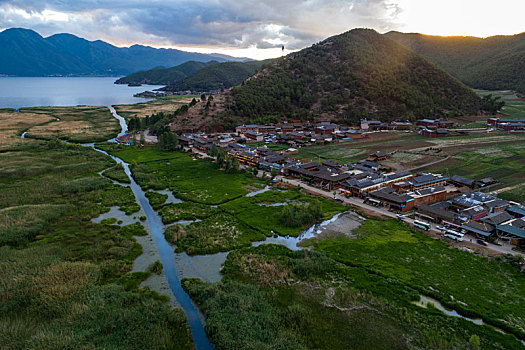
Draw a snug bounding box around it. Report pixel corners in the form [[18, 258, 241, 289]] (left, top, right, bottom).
[[21, 106, 120, 142], [0, 140, 193, 349], [183, 243, 522, 349]]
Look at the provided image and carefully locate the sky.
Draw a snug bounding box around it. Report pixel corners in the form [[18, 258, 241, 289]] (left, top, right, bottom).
[[1, 0, 524, 59]]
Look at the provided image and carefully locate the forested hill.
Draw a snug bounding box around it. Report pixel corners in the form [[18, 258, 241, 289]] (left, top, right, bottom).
[[0, 28, 242, 76], [161, 60, 271, 92], [386, 31, 525, 93], [114, 61, 216, 85], [227, 29, 482, 123]]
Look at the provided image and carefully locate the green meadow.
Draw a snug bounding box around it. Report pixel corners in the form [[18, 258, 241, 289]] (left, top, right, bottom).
[[183, 243, 522, 350], [316, 219, 525, 339], [100, 145, 264, 204]]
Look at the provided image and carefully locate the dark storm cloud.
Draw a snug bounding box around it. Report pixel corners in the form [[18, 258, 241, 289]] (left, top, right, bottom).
[[0, 0, 402, 50]]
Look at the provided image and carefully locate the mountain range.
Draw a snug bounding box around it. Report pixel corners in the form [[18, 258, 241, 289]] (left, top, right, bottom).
[[386, 31, 525, 93], [0, 28, 244, 76]]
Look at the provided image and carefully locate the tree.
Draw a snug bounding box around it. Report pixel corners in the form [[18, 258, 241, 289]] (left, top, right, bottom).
[[211, 144, 219, 157], [469, 335, 480, 349], [140, 132, 145, 145], [271, 167, 279, 179], [201, 94, 206, 102]]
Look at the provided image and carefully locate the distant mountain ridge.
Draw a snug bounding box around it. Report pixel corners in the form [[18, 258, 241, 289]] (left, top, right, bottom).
[[0, 28, 244, 76], [114, 61, 217, 85], [386, 31, 525, 93]]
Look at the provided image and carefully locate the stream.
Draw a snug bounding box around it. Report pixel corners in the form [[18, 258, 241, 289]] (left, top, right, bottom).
[[92, 107, 214, 350], [414, 295, 525, 346]]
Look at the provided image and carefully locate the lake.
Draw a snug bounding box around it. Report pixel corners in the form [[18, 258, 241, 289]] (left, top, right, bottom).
[[0, 77, 163, 109]]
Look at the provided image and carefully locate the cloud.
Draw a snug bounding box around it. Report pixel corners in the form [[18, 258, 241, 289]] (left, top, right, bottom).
[[0, 0, 403, 57]]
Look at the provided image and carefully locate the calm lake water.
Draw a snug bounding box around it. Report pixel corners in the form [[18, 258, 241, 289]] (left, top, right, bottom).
[[0, 77, 163, 108]]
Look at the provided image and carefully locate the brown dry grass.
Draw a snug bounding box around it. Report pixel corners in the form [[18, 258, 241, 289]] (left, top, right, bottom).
[[0, 111, 55, 149], [114, 95, 196, 119], [19, 106, 119, 142]]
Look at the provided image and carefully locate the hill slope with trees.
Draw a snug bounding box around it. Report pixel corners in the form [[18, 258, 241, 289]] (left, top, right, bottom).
[[114, 61, 216, 85], [161, 60, 271, 92], [225, 29, 482, 123], [386, 31, 525, 93]]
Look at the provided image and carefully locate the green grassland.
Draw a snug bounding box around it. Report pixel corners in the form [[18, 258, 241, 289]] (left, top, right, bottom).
[[20, 106, 120, 142], [160, 202, 219, 223], [220, 188, 346, 236], [316, 219, 525, 339], [102, 163, 131, 184], [166, 212, 265, 255], [0, 141, 193, 349], [100, 145, 263, 204], [145, 191, 169, 210], [430, 143, 525, 188], [183, 244, 522, 349], [498, 185, 525, 204], [476, 90, 525, 119]]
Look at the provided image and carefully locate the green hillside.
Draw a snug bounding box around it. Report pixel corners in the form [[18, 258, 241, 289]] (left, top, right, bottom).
[[162, 60, 270, 92], [386, 31, 525, 93], [228, 29, 482, 123], [114, 61, 216, 85]]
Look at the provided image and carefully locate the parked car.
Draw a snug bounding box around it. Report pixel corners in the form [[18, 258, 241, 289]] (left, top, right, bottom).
[[476, 239, 489, 246], [396, 214, 405, 219], [436, 225, 446, 231], [335, 198, 344, 203]]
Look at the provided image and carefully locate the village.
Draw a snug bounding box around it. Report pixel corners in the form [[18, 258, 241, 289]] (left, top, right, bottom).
[[161, 116, 525, 255]]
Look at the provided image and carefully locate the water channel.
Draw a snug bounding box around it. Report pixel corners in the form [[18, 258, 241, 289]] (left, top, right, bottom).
[[91, 108, 214, 350]]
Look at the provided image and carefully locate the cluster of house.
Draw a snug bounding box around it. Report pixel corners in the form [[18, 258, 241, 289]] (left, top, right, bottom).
[[234, 122, 370, 146], [487, 117, 525, 133], [417, 191, 525, 245]]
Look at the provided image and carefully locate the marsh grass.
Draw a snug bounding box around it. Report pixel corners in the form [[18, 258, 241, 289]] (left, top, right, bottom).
[[316, 218, 525, 338], [100, 145, 264, 204], [146, 191, 168, 210], [184, 244, 523, 350], [102, 163, 131, 184], [21, 106, 120, 143], [0, 142, 193, 348]]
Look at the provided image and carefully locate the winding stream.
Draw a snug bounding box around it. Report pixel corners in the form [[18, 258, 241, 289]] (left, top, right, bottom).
[[93, 107, 214, 350]]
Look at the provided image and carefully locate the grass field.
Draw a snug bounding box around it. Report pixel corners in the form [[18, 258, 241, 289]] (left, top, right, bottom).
[[476, 90, 525, 119], [220, 188, 346, 236], [0, 110, 57, 149], [498, 185, 525, 203], [20, 106, 120, 143], [428, 142, 525, 188], [183, 243, 522, 349], [0, 141, 193, 349], [100, 145, 264, 204], [316, 218, 525, 339], [114, 95, 198, 120]]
